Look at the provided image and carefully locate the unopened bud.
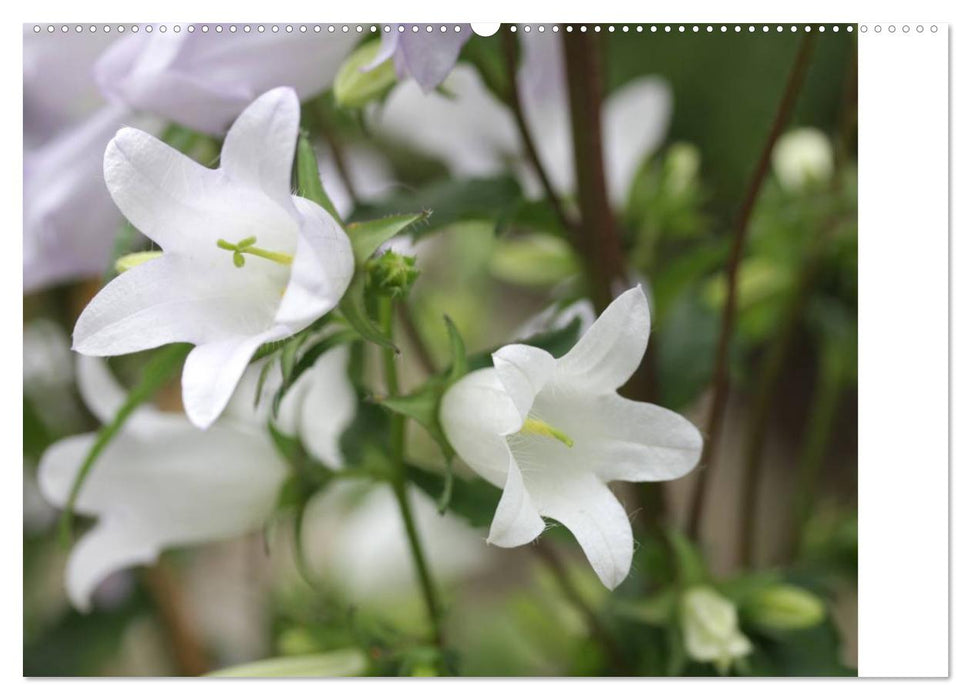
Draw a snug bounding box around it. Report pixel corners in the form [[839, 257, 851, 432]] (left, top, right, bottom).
[[366, 250, 420, 298], [744, 584, 826, 631]]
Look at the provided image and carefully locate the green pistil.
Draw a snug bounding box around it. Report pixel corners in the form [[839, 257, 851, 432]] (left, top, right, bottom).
[[520, 417, 575, 447], [217, 236, 293, 268]]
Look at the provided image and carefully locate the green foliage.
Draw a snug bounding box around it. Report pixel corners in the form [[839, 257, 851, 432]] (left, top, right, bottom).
[[208, 649, 367, 677], [296, 132, 342, 222], [366, 250, 421, 298]]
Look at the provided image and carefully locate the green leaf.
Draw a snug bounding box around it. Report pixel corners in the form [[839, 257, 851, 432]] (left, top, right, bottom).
[[296, 133, 341, 223], [444, 315, 468, 385], [613, 588, 678, 627], [271, 330, 358, 416], [347, 211, 429, 265], [208, 650, 367, 678], [334, 40, 397, 109], [58, 344, 191, 546], [350, 176, 522, 238]]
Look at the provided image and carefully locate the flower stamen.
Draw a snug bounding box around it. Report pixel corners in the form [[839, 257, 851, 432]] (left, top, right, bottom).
[[519, 417, 574, 448], [217, 236, 293, 268]]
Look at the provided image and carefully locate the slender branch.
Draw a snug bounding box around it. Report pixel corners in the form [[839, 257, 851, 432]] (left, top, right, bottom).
[[141, 561, 210, 676], [380, 297, 445, 647], [533, 542, 633, 675], [501, 30, 576, 238], [561, 30, 629, 313], [685, 34, 817, 540]]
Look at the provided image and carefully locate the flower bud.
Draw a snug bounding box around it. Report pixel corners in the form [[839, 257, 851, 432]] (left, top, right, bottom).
[[366, 250, 420, 298], [334, 41, 397, 109], [681, 586, 753, 675], [744, 584, 826, 631], [771, 128, 834, 191], [664, 142, 701, 195]]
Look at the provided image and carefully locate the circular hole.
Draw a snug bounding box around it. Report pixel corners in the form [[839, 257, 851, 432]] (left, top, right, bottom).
[[931, 25, 938, 32]]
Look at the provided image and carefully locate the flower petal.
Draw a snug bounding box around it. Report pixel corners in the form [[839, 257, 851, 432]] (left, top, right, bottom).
[[182, 328, 289, 429], [220, 87, 300, 213], [274, 196, 355, 329], [440, 368, 522, 487], [555, 285, 651, 393], [38, 424, 286, 611], [603, 77, 672, 205], [588, 394, 703, 483], [103, 126, 229, 251], [72, 255, 275, 356], [491, 344, 556, 424], [276, 345, 356, 469], [528, 471, 634, 590], [395, 26, 472, 91], [487, 454, 545, 547]]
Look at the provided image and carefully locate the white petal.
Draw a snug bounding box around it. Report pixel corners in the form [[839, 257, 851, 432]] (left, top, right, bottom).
[[103, 126, 228, 251], [220, 87, 300, 213], [528, 471, 633, 590], [487, 454, 545, 547], [275, 197, 355, 329], [587, 394, 703, 483], [39, 423, 286, 611], [603, 77, 672, 205], [440, 368, 522, 487], [555, 285, 651, 393], [72, 255, 275, 356], [276, 345, 356, 468], [491, 344, 556, 423], [182, 329, 289, 429]]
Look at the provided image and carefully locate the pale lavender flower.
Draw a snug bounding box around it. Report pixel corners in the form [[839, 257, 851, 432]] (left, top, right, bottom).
[[364, 25, 471, 91]]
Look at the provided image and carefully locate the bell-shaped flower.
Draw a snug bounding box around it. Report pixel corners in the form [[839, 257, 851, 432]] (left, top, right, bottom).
[[72, 87, 354, 429], [38, 356, 289, 611], [681, 586, 753, 674], [376, 32, 671, 206], [363, 25, 471, 92], [95, 29, 356, 134], [440, 286, 702, 589]]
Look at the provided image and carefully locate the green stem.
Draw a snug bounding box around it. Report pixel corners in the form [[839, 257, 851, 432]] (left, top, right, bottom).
[[379, 297, 445, 647]]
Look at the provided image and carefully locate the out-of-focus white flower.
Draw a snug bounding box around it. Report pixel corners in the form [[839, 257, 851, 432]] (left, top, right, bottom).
[[681, 586, 753, 674], [440, 287, 702, 589], [301, 481, 489, 602], [38, 357, 289, 611], [23, 30, 152, 292], [364, 25, 471, 92], [315, 144, 396, 220], [375, 34, 672, 206], [95, 29, 356, 134], [72, 88, 354, 429], [771, 127, 834, 191]]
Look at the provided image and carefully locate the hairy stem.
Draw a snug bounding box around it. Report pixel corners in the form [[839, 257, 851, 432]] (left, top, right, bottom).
[[501, 29, 576, 237], [379, 297, 445, 647], [685, 34, 817, 541]]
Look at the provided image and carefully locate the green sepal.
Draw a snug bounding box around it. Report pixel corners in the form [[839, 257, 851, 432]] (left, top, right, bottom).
[[271, 329, 358, 417], [58, 344, 192, 546], [347, 211, 429, 265], [333, 40, 397, 109], [296, 132, 342, 223]]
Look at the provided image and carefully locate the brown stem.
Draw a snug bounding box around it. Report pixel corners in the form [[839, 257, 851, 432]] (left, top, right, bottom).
[[501, 30, 577, 238], [562, 29, 628, 313], [533, 542, 632, 675], [142, 561, 210, 676], [685, 34, 817, 541]]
